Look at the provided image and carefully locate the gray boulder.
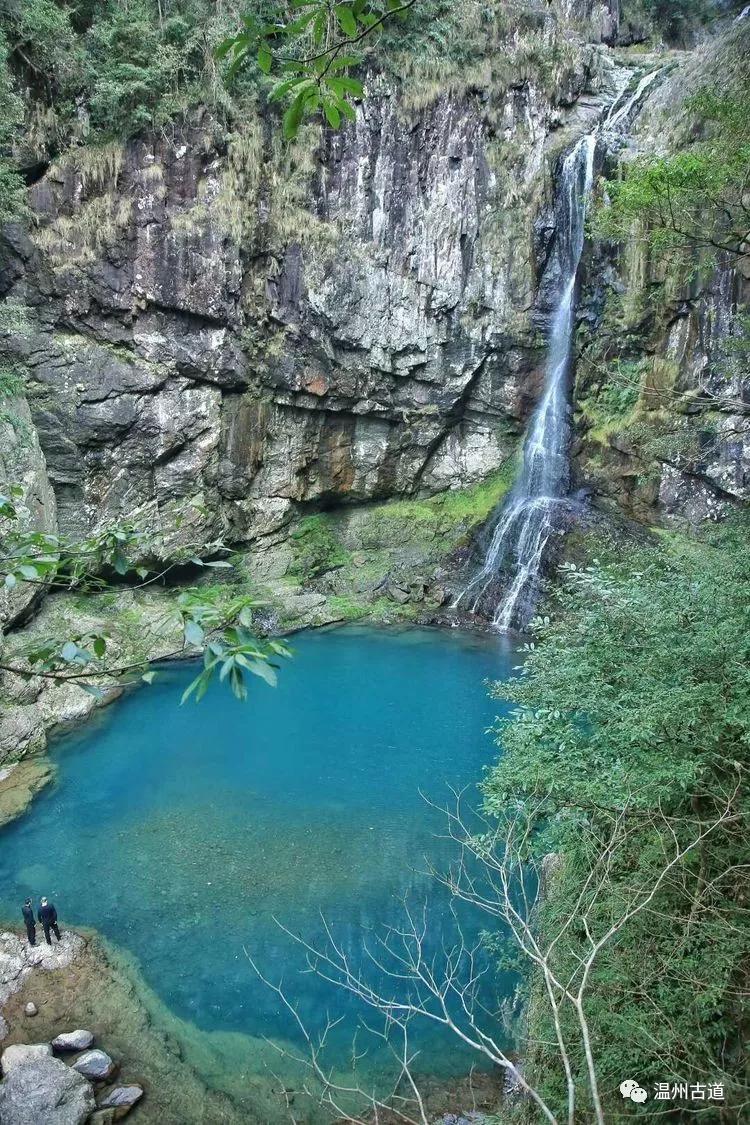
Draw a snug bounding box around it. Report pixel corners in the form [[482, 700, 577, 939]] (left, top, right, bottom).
[[99, 1084, 144, 1118], [51, 1030, 94, 1052], [71, 1048, 115, 1081], [1, 1042, 52, 1074], [0, 1052, 95, 1124]]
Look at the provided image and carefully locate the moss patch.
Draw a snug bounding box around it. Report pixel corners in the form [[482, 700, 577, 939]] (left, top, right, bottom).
[[289, 514, 351, 579], [347, 457, 519, 552]]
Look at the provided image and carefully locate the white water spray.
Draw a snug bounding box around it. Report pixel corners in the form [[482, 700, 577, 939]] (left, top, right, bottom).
[[455, 68, 664, 630]]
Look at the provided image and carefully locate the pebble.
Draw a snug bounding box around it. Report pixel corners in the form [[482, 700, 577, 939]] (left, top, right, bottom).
[[24, 1001, 38, 1016]]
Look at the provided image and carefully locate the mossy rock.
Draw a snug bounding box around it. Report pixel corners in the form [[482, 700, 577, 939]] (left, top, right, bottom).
[[0, 758, 55, 828]]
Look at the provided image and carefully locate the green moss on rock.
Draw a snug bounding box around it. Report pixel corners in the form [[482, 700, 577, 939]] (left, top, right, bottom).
[[289, 514, 351, 579]]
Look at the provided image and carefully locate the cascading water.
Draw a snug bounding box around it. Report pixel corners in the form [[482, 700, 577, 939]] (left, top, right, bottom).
[[455, 133, 596, 630], [455, 69, 664, 631]]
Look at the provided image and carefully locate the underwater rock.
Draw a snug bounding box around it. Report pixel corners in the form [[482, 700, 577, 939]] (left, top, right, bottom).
[[0, 1050, 95, 1125], [72, 1047, 115, 1081], [51, 1029, 94, 1051], [23, 1002, 36, 1016], [99, 1083, 144, 1118]]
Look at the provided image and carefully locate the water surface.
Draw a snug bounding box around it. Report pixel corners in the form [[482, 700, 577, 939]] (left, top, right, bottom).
[[0, 625, 517, 1116]]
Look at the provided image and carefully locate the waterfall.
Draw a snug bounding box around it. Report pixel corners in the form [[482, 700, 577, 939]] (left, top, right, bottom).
[[454, 135, 596, 629], [455, 68, 665, 631]]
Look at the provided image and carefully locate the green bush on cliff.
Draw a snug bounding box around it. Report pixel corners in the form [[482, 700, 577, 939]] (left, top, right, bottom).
[[290, 514, 350, 579], [360, 457, 519, 544], [484, 523, 750, 1119], [0, 31, 25, 222], [594, 38, 750, 262]]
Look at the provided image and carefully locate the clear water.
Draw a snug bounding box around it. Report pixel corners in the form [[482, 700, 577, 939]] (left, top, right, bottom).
[[0, 625, 517, 1115]]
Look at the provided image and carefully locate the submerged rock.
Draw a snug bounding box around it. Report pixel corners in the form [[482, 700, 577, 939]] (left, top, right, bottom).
[[51, 1029, 94, 1052], [0, 1051, 95, 1125], [72, 1048, 116, 1081], [99, 1084, 144, 1118], [23, 1002, 37, 1016]]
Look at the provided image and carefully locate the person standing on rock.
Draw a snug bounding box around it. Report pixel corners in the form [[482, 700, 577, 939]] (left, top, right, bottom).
[[21, 898, 36, 946], [38, 897, 61, 945]]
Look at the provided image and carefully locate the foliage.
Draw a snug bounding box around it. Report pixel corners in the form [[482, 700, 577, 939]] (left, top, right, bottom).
[[0, 363, 25, 398], [0, 486, 289, 702], [290, 513, 351, 579], [575, 356, 644, 439], [0, 0, 241, 151], [217, 0, 416, 138], [594, 52, 750, 261], [483, 525, 750, 1119], [357, 456, 519, 543], [0, 30, 25, 222]]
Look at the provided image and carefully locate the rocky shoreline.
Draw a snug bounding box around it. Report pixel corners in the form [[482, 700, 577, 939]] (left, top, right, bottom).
[[0, 926, 507, 1124], [0, 931, 143, 1122], [0, 927, 241, 1123]]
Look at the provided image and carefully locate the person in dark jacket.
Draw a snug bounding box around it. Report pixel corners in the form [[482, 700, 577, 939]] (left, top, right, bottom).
[[21, 899, 36, 946], [38, 897, 61, 945]]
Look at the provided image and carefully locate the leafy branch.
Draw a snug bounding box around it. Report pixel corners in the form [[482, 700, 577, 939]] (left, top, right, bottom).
[[0, 488, 289, 703], [216, 0, 418, 138]]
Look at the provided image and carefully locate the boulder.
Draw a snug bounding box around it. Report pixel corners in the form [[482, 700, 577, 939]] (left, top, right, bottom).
[[1, 1042, 52, 1075], [72, 1048, 115, 1081], [51, 1030, 95, 1052], [387, 584, 411, 604], [99, 1084, 144, 1118], [0, 1053, 95, 1124]]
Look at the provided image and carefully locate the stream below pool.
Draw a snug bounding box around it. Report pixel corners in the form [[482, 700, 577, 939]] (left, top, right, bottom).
[[0, 625, 519, 1120]]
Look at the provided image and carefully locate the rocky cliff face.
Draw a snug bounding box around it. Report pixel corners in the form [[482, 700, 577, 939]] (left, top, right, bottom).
[[0, 8, 618, 564], [573, 22, 750, 528], [0, 4, 747, 764]]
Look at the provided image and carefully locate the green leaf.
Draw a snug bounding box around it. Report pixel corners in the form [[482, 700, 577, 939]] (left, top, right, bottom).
[[184, 620, 204, 647], [283, 90, 309, 140], [324, 101, 341, 129], [203, 560, 234, 569], [93, 636, 106, 658], [4, 573, 17, 588], [335, 4, 357, 36], [80, 684, 105, 698], [326, 55, 359, 71], [181, 668, 211, 705], [214, 37, 237, 61], [331, 75, 363, 96], [244, 658, 278, 688], [61, 641, 78, 663], [257, 42, 272, 74], [269, 76, 307, 103]]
